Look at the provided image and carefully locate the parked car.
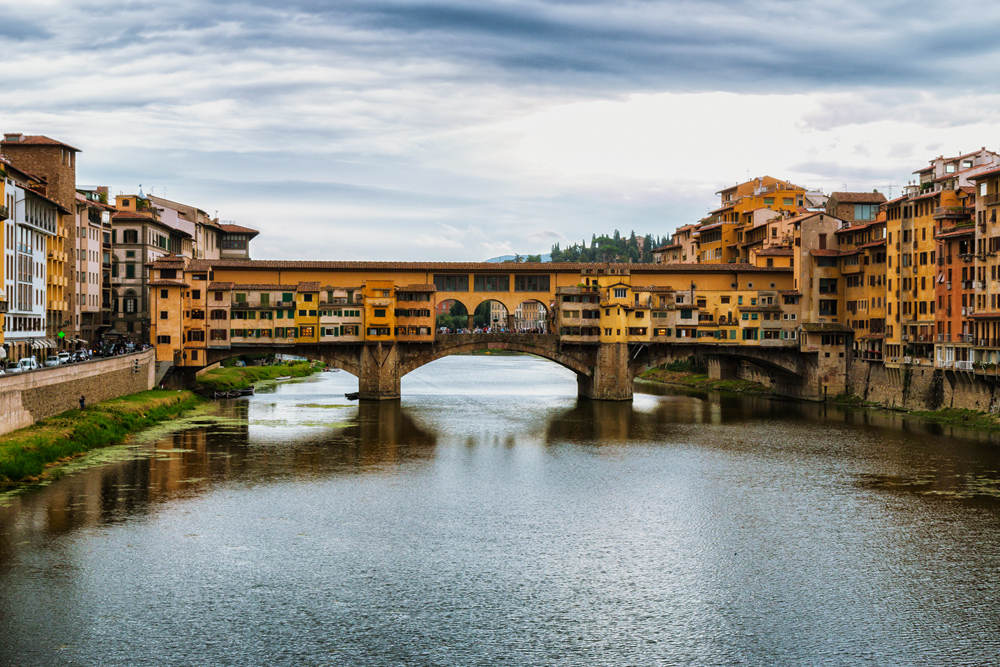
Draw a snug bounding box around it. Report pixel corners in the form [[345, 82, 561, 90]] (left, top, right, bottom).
[[57, 351, 72, 365], [73, 350, 88, 362], [44, 357, 61, 367], [9, 357, 39, 373]]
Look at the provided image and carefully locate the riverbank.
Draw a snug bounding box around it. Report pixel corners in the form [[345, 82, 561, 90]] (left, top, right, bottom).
[[639, 367, 773, 395], [641, 366, 1000, 433], [196, 360, 324, 392], [0, 389, 203, 487]]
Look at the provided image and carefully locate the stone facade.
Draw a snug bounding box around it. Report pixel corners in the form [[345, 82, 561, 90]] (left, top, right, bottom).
[[0, 349, 155, 435]]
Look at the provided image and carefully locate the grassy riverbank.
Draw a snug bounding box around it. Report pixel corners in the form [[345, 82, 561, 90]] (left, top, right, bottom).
[[195, 360, 324, 392], [639, 367, 773, 395], [0, 390, 203, 487]]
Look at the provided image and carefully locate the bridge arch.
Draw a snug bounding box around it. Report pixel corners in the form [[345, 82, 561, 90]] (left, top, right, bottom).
[[399, 337, 593, 379], [637, 344, 808, 384]]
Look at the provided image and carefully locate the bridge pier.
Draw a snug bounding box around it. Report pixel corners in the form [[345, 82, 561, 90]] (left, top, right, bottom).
[[577, 343, 632, 401], [359, 342, 401, 400], [707, 356, 740, 381]]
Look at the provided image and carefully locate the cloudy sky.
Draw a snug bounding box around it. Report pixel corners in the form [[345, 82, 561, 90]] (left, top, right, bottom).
[[4, 0, 1000, 261]]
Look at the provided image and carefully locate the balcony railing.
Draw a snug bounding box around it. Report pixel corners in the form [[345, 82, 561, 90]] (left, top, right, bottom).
[[955, 360, 974, 371], [933, 206, 974, 219]]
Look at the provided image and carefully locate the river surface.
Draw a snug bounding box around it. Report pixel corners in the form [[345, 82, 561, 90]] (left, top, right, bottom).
[[2, 356, 1000, 666]]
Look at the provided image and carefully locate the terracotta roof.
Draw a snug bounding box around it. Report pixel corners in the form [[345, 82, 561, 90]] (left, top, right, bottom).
[[113, 210, 156, 220], [22, 185, 71, 214], [857, 239, 887, 250], [75, 192, 117, 212], [396, 284, 436, 292], [829, 192, 887, 204], [968, 165, 1000, 181], [835, 221, 875, 234], [208, 282, 235, 290], [754, 247, 794, 256], [778, 290, 802, 295], [935, 227, 975, 240], [0, 134, 80, 152], [969, 312, 1000, 320], [652, 244, 682, 252], [232, 284, 296, 291], [219, 223, 259, 237], [147, 279, 189, 287], [739, 305, 781, 312], [858, 333, 885, 340], [810, 249, 841, 257], [153, 255, 186, 264], [296, 281, 320, 292]]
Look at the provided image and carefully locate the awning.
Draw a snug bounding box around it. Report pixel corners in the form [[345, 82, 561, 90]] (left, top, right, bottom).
[[30, 340, 43, 349]]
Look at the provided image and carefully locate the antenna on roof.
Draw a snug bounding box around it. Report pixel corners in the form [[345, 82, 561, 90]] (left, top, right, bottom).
[[885, 181, 894, 198]]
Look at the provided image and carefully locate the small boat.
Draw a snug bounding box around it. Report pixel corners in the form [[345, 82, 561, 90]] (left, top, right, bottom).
[[212, 387, 255, 399], [275, 375, 292, 380], [344, 391, 360, 400]]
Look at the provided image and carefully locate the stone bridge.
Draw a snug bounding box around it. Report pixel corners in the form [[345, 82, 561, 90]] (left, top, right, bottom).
[[197, 334, 838, 401]]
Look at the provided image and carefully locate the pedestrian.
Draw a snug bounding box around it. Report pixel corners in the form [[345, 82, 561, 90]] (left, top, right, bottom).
[[79, 395, 86, 410]]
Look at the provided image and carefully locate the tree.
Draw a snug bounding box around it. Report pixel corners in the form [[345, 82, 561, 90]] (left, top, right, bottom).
[[526, 254, 542, 263]]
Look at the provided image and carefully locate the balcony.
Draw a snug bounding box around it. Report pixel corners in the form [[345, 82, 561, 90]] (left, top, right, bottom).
[[0, 204, 8, 221], [955, 360, 974, 371], [933, 205, 974, 220], [983, 193, 1000, 206]]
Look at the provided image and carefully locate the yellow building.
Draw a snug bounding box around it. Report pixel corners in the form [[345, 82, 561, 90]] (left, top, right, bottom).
[[698, 176, 807, 264], [362, 279, 396, 342]]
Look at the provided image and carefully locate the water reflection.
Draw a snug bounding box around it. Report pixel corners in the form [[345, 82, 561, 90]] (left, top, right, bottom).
[[2, 358, 1000, 666]]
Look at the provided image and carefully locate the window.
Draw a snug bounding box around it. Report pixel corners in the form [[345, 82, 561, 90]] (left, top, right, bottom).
[[160, 289, 168, 298], [192, 290, 201, 300], [156, 335, 170, 344], [304, 293, 313, 302], [125, 263, 135, 279], [374, 309, 386, 318], [123, 229, 138, 243], [514, 275, 550, 292], [474, 275, 510, 292], [160, 311, 169, 319], [764, 197, 774, 205], [434, 275, 469, 292], [854, 204, 877, 221], [613, 288, 626, 298]]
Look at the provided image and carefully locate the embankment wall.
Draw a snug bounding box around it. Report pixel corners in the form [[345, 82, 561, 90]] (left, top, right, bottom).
[[0, 350, 155, 435]]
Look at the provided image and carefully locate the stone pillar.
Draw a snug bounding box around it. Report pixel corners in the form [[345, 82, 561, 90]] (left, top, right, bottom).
[[507, 314, 515, 331], [359, 342, 401, 400], [707, 356, 739, 381], [578, 342, 632, 401], [467, 314, 475, 331]]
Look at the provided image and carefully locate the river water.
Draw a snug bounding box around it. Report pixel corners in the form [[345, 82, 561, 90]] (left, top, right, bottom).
[[2, 355, 1000, 666]]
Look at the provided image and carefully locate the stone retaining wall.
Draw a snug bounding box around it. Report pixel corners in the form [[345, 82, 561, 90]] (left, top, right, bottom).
[[0, 349, 155, 435], [848, 359, 1000, 413]]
